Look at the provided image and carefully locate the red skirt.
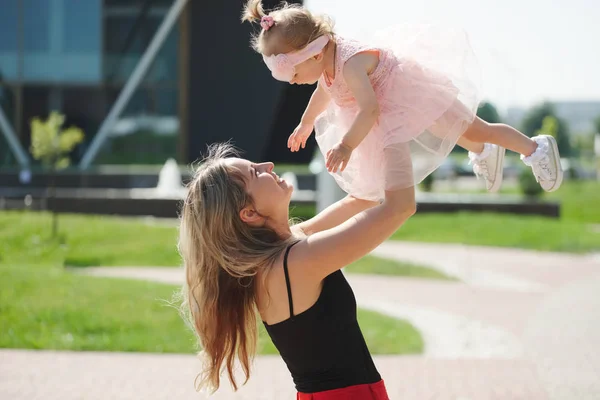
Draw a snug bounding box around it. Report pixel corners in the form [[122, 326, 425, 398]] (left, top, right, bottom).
[[297, 380, 389, 400]]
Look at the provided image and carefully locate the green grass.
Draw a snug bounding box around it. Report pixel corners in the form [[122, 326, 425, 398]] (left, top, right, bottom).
[[0, 211, 180, 267], [435, 180, 600, 224], [0, 263, 196, 353], [355, 308, 423, 354], [389, 180, 600, 253], [545, 181, 600, 223], [390, 212, 599, 253], [345, 255, 453, 280], [291, 208, 599, 253], [289, 203, 319, 222], [294, 181, 600, 253], [1, 210, 426, 355], [1, 211, 447, 278], [0, 263, 422, 355], [276, 164, 312, 174]]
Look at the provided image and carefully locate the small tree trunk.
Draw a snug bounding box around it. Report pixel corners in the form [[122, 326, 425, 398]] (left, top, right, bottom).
[[50, 165, 58, 238]]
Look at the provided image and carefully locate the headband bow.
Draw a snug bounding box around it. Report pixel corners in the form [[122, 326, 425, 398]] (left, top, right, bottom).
[[260, 15, 274, 31], [262, 35, 330, 82]]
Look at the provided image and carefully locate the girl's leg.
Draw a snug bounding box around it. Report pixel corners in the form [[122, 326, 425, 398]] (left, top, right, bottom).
[[457, 136, 484, 153], [462, 116, 563, 192], [428, 100, 504, 192], [461, 116, 537, 156]]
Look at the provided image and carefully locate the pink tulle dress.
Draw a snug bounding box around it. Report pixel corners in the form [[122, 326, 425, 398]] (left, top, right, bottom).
[[314, 24, 482, 202]]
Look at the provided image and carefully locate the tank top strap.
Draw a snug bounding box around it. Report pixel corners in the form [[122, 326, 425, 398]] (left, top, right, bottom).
[[282, 240, 301, 319]]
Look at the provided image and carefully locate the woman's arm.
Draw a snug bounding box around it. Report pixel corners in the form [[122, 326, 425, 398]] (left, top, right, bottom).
[[293, 195, 378, 237], [291, 184, 416, 281]]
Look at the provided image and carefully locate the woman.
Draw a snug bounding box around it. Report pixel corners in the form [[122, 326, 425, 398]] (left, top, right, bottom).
[[178, 143, 415, 399]]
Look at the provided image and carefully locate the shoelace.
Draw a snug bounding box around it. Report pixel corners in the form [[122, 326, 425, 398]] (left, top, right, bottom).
[[533, 155, 553, 182], [470, 159, 490, 180]]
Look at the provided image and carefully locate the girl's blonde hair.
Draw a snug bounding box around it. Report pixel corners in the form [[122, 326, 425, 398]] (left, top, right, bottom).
[[241, 0, 334, 53], [178, 143, 297, 393]]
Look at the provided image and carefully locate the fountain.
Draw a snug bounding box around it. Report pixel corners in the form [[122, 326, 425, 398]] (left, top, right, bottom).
[[154, 158, 187, 199], [309, 152, 345, 212]]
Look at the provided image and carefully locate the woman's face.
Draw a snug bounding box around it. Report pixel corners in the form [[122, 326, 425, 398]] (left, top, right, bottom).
[[225, 158, 294, 223]]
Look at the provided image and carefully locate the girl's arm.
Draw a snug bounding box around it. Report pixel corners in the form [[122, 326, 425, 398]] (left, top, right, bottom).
[[288, 83, 331, 152], [340, 53, 380, 149], [301, 82, 331, 126]]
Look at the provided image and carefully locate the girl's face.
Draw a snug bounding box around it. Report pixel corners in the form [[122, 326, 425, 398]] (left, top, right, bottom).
[[289, 54, 326, 85], [262, 33, 328, 85]]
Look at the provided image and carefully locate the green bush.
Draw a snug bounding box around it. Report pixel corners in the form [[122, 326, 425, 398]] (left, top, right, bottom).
[[95, 131, 178, 165], [420, 174, 434, 192], [518, 168, 543, 198]]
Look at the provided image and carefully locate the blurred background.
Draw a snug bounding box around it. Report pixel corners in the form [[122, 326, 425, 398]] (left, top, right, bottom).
[[0, 0, 599, 399]]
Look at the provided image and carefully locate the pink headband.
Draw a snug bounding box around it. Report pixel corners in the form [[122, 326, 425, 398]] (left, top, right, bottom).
[[262, 35, 330, 82]]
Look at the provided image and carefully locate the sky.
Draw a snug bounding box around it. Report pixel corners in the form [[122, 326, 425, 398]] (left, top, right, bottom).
[[306, 0, 600, 113]]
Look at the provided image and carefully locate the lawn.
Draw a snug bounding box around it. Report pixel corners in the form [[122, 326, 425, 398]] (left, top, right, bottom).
[[0, 262, 422, 355], [434, 180, 600, 224], [390, 212, 599, 253], [345, 255, 453, 280], [545, 181, 600, 224], [0, 210, 427, 355], [0, 211, 449, 280], [293, 181, 600, 253]]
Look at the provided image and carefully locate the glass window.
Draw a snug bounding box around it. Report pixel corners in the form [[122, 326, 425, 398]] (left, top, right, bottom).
[[64, 2, 102, 53], [103, 2, 178, 84], [21, 0, 102, 83], [23, 0, 50, 52], [0, 1, 19, 80]]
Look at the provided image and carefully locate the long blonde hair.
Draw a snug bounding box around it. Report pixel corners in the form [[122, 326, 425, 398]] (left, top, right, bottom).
[[178, 143, 296, 393], [241, 0, 335, 54]]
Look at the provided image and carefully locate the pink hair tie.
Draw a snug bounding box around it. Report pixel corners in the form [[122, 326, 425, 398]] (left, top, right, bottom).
[[260, 15, 274, 31]]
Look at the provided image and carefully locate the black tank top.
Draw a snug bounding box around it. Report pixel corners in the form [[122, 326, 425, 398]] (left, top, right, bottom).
[[263, 242, 381, 393]]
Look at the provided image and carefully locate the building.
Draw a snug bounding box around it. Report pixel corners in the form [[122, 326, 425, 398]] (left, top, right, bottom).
[[0, 0, 316, 170]]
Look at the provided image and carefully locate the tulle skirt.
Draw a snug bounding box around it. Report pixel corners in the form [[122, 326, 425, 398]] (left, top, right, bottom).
[[314, 23, 482, 202]]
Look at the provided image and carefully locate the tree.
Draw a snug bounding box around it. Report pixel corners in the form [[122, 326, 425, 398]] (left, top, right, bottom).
[[30, 112, 85, 238], [535, 115, 559, 139], [521, 102, 572, 156], [477, 101, 501, 123], [594, 114, 600, 134]]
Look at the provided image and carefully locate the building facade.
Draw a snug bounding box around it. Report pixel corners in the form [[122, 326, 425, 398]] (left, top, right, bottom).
[[0, 0, 315, 169]]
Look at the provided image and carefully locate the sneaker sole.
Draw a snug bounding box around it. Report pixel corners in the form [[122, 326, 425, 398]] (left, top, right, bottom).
[[539, 135, 563, 192], [488, 146, 506, 193]]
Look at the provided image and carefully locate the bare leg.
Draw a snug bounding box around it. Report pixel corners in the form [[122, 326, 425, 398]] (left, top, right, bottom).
[[461, 117, 537, 156], [457, 136, 484, 153]]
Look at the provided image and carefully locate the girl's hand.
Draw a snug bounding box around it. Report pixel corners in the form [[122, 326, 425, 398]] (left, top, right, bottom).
[[287, 122, 313, 152], [326, 142, 353, 173]]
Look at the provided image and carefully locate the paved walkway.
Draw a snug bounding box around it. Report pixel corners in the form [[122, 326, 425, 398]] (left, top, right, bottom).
[[1, 350, 548, 400], [2, 241, 599, 399]]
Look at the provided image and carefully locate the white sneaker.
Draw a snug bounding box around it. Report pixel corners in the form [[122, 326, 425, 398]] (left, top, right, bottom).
[[468, 143, 505, 193], [520, 135, 563, 192]]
